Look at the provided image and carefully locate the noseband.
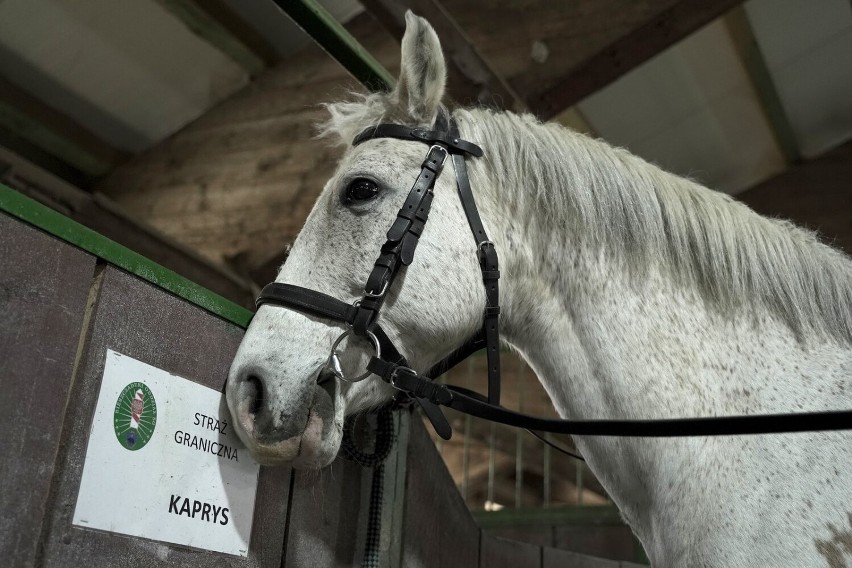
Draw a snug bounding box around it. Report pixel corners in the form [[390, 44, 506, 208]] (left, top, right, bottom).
[[255, 107, 852, 440]]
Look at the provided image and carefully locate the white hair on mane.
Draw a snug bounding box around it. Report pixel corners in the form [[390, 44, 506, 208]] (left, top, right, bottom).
[[319, 100, 852, 344]]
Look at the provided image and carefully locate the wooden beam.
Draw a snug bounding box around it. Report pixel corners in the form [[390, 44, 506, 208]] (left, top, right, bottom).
[[194, 0, 279, 66], [0, 125, 93, 188], [724, 5, 801, 163], [522, 0, 745, 119], [273, 0, 395, 92], [0, 153, 255, 308], [0, 76, 128, 181], [154, 0, 268, 75], [360, 0, 526, 110], [736, 139, 852, 255]]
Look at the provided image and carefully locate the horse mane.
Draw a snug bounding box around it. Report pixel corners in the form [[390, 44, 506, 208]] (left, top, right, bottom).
[[319, 99, 852, 344]]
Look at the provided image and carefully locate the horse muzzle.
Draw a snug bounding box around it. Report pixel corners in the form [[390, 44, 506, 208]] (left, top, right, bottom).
[[226, 363, 342, 468]]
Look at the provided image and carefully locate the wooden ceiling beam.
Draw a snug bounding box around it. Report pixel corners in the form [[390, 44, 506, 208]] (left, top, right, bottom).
[[360, 0, 526, 110], [0, 76, 128, 185], [724, 5, 801, 163], [153, 0, 271, 75], [522, 0, 745, 119], [274, 0, 395, 92]]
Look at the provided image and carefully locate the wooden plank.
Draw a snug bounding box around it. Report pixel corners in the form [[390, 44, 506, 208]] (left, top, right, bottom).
[[0, 124, 93, 187], [274, 0, 395, 91], [542, 547, 621, 568], [402, 419, 480, 567], [736, 139, 852, 255], [37, 266, 290, 567], [1, 183, 256, 316], [154, 0, 267, 74], [487, 526, 554, 548], [724, 5, 801, 163], [284, 458, 366, 566], [0, 213, 96, 568], [519, 0, 745, 118], [480, 535, 542, 568], [360, 0, 526, 110], [474, 505, 624, 529], [553, 525, 638, 563], [194, 0, 279, 66], [0, 76, 128, 178]]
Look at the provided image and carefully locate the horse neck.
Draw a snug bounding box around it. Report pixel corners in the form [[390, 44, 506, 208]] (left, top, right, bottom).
[[463, 114, 852, 554]]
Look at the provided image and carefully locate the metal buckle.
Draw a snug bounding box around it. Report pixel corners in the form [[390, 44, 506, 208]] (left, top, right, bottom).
[[364, 279, 389, 298], [389, 366, 415, 391], [325, 329, 381, 382], [428, 144, 448, 168], [477, 240, 495, 252]]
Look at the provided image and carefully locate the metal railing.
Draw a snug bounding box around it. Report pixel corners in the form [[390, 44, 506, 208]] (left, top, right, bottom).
[[430, 353, 610, 512]]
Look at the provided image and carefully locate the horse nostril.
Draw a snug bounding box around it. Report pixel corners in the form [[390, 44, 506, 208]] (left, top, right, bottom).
[[245, 374, 264, 415]]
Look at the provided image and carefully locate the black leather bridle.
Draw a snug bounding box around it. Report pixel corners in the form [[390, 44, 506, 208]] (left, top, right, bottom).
[[255, 107, 852, 441]]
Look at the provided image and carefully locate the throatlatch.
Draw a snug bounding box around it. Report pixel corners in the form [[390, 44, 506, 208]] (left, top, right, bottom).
[[256, 107, 852, 441]]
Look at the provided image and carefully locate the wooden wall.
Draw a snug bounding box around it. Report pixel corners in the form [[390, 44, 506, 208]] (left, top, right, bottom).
[[737, 140, 852, 255], [98, 14, 399, 267]]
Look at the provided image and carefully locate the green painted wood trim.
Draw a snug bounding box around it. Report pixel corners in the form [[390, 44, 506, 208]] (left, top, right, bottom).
[[274, 0, 395, 92], [0, 184, 253, 328], [473, 505, 625, 528]]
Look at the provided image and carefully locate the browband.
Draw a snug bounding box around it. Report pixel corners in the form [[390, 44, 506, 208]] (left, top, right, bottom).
[[353, 123, 484, 157]]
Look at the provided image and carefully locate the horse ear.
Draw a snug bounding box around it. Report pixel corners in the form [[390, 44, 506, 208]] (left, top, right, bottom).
[[393, 11, 447, 123]]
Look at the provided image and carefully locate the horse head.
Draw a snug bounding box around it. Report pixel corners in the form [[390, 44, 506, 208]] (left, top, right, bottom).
[[226, 13, 486, 468]]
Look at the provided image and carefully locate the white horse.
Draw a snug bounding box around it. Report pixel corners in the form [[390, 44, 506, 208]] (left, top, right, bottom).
[[227, 13, 852, 567]]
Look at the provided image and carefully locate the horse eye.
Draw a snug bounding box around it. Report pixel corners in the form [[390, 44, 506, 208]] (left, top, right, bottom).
[[344, 178, 379, 203]]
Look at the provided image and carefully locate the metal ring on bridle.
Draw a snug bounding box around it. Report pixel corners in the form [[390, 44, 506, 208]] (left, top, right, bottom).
[[478, 240, 495, 251], [325, 329, 381, 382]]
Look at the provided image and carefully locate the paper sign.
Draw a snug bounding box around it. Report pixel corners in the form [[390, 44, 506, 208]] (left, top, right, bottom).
[[73, 349, 259, 556]]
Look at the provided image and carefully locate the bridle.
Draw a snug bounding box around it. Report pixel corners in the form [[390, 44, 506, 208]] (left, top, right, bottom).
[[255, 107, 852, 441]]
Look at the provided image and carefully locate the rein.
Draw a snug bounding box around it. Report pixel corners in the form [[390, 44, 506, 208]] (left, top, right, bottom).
[[255, 107, 852, 441]]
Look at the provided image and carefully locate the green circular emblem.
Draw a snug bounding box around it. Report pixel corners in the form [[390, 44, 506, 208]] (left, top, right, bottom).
[[113, 382, 157, 451]]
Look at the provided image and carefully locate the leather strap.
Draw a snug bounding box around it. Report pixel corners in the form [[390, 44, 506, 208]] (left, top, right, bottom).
[[448, 117, 502, 406], [353, 123, 483, 157], [354, 144, 446, 335], [257, 283, 359, 324], [369, 361, 852, 437], [368, 357, 452, 440], [256, 283, 406, 364]]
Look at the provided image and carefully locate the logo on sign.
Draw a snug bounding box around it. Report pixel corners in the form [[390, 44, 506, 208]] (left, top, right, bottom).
[[114, 382, 157, 450]]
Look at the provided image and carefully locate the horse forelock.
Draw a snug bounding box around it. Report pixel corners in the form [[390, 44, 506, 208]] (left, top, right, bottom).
[[315, 98, 852, 344], [317, 91, 435, 147]]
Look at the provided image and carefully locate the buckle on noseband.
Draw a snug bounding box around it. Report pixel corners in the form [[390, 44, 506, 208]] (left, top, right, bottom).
[[364, 279, 389, 298], [326, 329, 381, 382], [388, 366, 416, 391]]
